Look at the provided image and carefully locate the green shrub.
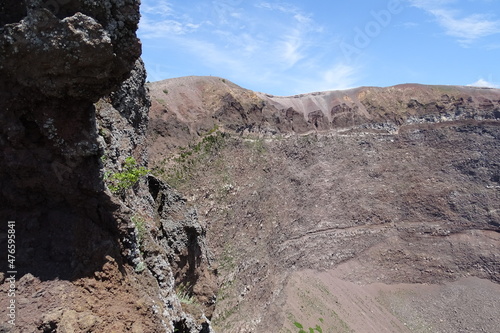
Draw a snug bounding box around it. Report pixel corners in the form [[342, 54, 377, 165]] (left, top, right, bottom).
[[134, 261, 146, 273], [203, 124, 219, 136], [293, 321, 323, 333], [154, 130, 230, 188], [107, 157, 149, 193]]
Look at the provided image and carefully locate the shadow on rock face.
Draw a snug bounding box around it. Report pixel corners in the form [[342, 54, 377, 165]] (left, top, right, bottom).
[[0, 0, 27, 25], [1, 195, 126, 281], [0, 95, 128, 281], [0, 0, 142, 281]]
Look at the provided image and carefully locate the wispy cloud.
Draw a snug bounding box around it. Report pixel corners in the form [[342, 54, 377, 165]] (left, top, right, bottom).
[[430, 9, 500, 43], [322, 63, 359, 90], [139, 0, 359, 94], [256, 1, 323, 69], [255, 2, 301, 15], [409, 0, 500, 45], [140, 17, 201, 37], [141, 0, 174, 17], [280, 34, 305, 67], [139, 1, 203, 37], [286, 62, 360, 94]]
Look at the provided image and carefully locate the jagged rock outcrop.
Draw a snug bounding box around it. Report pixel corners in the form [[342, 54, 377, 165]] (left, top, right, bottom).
[[0, 2, 215, 332], [0, 0, 140, 99], [147, 77, 500, 158], [95, 59, 216, 333], [0, 0, 143, 283]]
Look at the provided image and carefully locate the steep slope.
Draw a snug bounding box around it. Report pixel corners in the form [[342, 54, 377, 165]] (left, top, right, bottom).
[[147, 76, 500, 332], [0, 3, 214, 333]]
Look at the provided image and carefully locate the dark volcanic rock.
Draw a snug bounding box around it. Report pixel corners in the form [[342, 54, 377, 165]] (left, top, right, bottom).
[[0, 0, 141, 99], [0, 0, 143, 327], [0, 2, 215, 332], [0, 0, 144, 281], [0, 0, 143, 277]]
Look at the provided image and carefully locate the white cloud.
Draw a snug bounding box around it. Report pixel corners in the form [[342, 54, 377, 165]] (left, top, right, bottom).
[[467, 79, 499, 88], [409, 0, 500, 44], [139, 1, 355, 94], [140, 17, 201, 37], [255, 2, 300, 15], [430, 9, 500, 43], [319, 63, 359, 91], [254, 2, 324, 69], [141, 0, 174, 17], [139, 1, 203, 37], [212, 1, 245, 26], [290, 63, 360, 94], [294, 13, 312, 25], [279, 32, 305, 68]]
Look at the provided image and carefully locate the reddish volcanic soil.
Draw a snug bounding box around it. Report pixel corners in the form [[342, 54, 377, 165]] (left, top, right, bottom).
[[145, 76, 500, 332]]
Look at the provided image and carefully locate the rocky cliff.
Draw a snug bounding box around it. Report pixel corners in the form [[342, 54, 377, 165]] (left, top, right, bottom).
[[1, 2, 499, 331], [148, 76, 500, 332], [0, 1, 215, 332]]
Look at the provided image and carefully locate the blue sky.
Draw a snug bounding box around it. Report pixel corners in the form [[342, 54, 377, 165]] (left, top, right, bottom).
[[139, 0, 500, 96]]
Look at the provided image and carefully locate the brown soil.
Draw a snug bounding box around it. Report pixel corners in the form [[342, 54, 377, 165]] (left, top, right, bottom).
[[280, 270, 500, 333], [0, 257, 163, 332], [146, 76, 500, 332]]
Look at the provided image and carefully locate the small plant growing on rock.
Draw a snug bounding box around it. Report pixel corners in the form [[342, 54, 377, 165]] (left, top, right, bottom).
[[134, 261, 146, 273], [155, 130, 230, 188], [176, 282, 197, 305], [131, 215, 146, 247], [293, 321, 323, 333], [107, 157, 149, 193]]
